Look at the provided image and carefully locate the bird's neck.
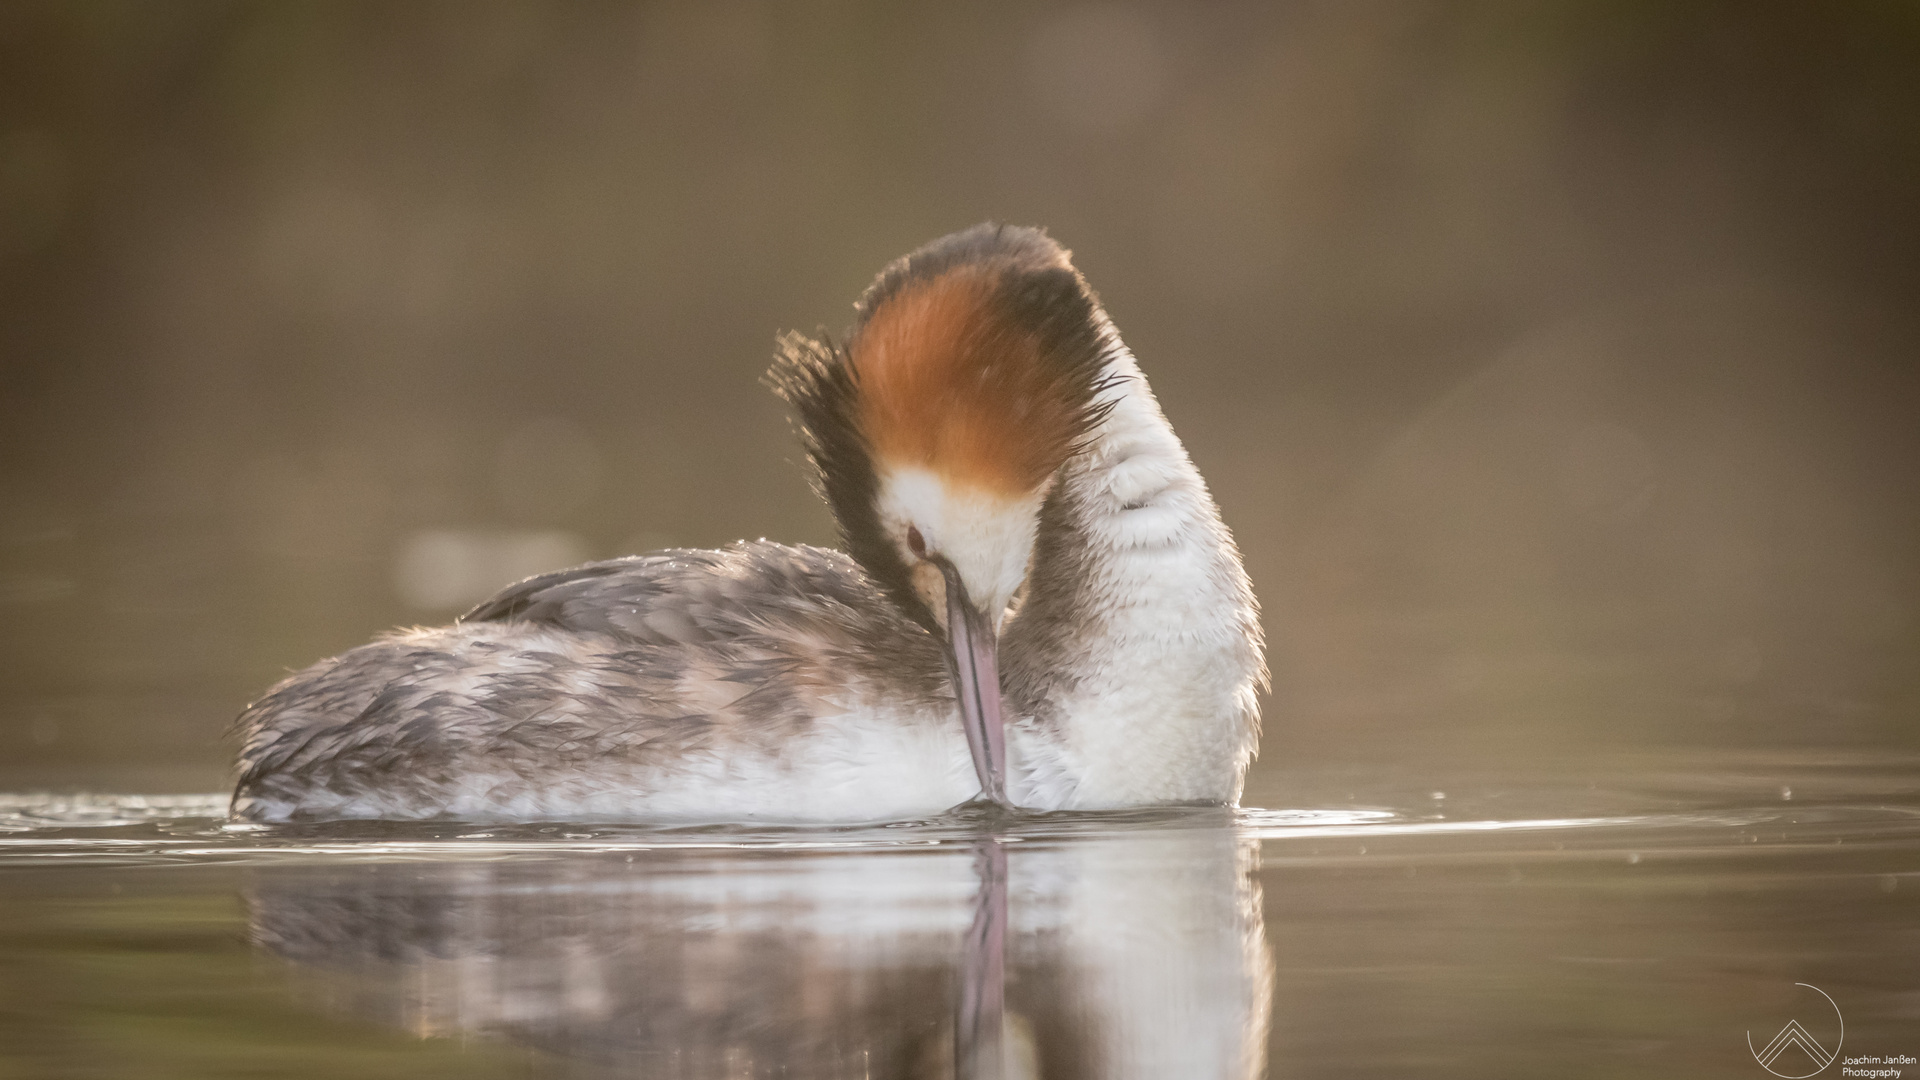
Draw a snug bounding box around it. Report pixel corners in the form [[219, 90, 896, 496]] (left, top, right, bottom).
[[1001, 346, 1265, 809]]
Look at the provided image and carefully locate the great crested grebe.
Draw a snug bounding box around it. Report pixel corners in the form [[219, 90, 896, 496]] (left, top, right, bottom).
[[231, 224, 1265, 823]]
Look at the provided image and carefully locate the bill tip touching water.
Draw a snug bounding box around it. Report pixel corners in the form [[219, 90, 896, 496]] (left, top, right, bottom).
[[231, 223, 1266, 823]]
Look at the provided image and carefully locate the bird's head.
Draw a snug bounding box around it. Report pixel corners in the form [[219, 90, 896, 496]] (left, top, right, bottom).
[[768, 224, 1116, 805]]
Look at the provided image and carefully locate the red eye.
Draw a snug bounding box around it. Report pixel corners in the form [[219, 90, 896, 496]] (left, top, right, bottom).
[[906, 525, 926, 557]]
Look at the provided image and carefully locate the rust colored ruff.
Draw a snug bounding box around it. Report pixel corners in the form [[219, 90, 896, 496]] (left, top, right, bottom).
[[852, 268, 1092, 497]]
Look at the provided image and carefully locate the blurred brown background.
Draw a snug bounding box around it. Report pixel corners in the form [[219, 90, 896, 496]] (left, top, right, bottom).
[[2, 1, 1916, 791]]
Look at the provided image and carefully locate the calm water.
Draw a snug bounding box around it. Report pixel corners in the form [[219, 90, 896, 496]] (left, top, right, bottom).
[[2, 755, 1917, 1079]]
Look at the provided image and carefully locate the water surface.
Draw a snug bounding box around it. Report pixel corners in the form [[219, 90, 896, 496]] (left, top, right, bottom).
[[2, 754, 1916, 1078]]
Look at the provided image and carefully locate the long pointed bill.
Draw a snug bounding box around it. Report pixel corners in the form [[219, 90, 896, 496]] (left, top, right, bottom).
[[941, 563, 1008, 807]]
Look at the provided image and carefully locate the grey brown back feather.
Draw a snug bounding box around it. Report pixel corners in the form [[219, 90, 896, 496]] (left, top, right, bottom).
[[232, 542, 950, 820]]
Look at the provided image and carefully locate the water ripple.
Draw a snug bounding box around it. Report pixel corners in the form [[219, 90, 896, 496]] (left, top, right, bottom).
[[1, 792, 1916, 868]]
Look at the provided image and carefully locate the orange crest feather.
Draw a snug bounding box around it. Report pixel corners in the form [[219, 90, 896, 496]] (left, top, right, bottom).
[[852, 268, 1086, 495]]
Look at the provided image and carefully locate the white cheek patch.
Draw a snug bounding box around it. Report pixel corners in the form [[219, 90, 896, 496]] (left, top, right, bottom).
[[876, 466, 1045, 619]]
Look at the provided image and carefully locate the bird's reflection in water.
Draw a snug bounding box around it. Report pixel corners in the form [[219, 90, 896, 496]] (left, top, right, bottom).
[[247, 820, 1270, 1078]]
